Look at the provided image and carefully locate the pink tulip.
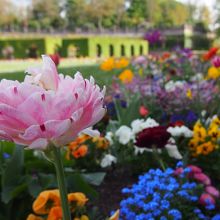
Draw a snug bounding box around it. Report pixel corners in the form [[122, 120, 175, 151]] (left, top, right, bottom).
[[212, 56, 220, 68], [199, 193, 215, 206], [0, 55, 106, 149], [139, 105, 149, 117], [205, 186, 220, 198], [193, 173, 211, 185]]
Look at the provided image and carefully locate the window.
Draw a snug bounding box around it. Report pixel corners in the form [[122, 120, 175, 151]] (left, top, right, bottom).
[[121, 44, 125, 56], [96, 44, 102, 57], [139, 45, 143, 55], [131, 45, 135, 56], [109, 44, 114, 56]]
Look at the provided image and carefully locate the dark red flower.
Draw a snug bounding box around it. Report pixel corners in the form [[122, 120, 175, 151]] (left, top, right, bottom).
[[135, 126, 171, 148], [49, 53, 60, 66]]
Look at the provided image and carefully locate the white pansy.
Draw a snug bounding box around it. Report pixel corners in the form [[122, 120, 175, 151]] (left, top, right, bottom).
[[190, 73, 203, 82], [167, 126, 193, 138], [115, 125, 133, 145], [131, 119, 145, 134], [141, 117, 159, 129], [165, 138, 183, 160], [100, 154, 117, 168], [105, 131, 113, 145], [165, 80, 185, 92]]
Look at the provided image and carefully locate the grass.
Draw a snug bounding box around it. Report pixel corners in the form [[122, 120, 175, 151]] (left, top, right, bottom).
[[0, 64, 114, 86]]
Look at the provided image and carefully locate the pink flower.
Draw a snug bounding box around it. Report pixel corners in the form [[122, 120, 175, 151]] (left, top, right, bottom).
[[187, 165, 202, 178], [193, 173, 211, 185], [0, 55, 106, 150], [199, 193, 215, 206], [212, 56, 220, 68], [205, 186, 220, 198], [187, 165, 202, 174], [174, 167, 184, 176]]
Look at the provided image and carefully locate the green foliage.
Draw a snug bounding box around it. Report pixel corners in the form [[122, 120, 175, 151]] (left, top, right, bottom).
[[192, 35, 211, 50], [1, 145, 26, 203], [0, 38, 45, 58]]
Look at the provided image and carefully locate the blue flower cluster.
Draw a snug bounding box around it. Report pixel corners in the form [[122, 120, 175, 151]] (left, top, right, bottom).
[[117, 162, 220, 220]]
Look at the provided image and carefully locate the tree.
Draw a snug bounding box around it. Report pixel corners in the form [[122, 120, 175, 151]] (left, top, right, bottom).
[[0, 0, 17, 31], [29, 0, 64, 31]]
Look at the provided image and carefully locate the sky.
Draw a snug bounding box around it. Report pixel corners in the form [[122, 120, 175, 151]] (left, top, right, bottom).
[[177, 0, 215, 10]]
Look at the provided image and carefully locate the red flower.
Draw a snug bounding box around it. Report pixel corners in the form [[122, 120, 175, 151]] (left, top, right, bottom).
[[139, 105, 149, 117], [49, 53, 60, 66], [203, 47, 218, 61], [135, 126, 171, 148]]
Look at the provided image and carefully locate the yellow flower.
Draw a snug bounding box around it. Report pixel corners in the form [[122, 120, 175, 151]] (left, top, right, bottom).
[[109, 210, 120, 220], [92, 136, 109, 149], [196, 141, 215, 155], [114, 58, 129, 69], [100, 58, 115, 71], [206, 66, 220, 79], [193, 121, 207, 141], [74, 217, 89, 220], [33, 190, 60, 215], [68, 192, 88, 211], [211, 116, 220, 127], [66, 135, 91, 160], [72, 145, 88, 159], [186, 89, 192, 99], [118, 69, 134, 83], [80, 215, 89, 220], [26, 214, 44, 220], [47, 206, 62, 220], [208, 124, 220, 140]]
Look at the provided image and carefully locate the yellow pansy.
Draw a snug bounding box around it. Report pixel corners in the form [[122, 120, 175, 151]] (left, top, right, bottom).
[[33, 190, 60, 215], [114, 58, 129, 69], [196, 141, 215, 155], [68, 192, 88, 211], [118, 69, 134, 83], [26, 214, 44, 220], [100, 57, 115, 71], [206, 66, 220, 79], [186, 89, 192, 99]]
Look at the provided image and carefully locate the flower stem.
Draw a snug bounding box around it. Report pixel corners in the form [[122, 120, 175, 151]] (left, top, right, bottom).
[[52, 147, 71, 220], [152, 146, 166, 171]]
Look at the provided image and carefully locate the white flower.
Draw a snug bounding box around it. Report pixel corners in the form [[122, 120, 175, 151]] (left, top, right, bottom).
[[105, 131, 113, 145], [141, 117, 159, 129], [190, 73, 203, 82], [131, 119, 144, 134], [165, 138, 183, 159], [115, 125, 133, 145], [100, 154, 117, 168], [165, 80, 185, 92], [167, 126, 193, 138]]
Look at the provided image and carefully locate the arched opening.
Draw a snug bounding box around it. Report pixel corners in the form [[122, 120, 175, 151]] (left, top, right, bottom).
[[131, 45, 135, 56], [27, 44, 38, 58], [96, 44, 102, 57], [67, 44, 77, 57], [121, 44, 125, 56], [109, 44, 114, 56], [139, 45, 143, 55]]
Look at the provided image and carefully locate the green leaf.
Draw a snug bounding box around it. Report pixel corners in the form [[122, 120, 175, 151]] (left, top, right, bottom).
[[82, 172, 106, 186], [1, 145, 25, 203], [28, 173, 56, 197], [66, 173, 98, 199]]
